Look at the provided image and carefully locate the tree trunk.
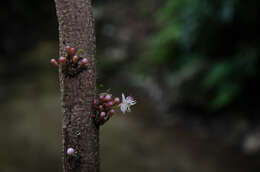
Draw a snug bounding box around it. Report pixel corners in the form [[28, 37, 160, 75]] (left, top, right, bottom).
[[54, 0, 99, 172]]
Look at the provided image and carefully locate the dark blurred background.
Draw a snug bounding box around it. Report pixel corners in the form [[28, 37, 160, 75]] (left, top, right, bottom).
[[1, 0, 260, 171]]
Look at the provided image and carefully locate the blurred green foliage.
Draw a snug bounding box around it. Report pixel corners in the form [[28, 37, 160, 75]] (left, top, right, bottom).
[[148, 0, 260, 110]]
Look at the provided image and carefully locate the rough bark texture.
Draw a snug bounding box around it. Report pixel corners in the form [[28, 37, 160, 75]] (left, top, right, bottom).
[[54, 0, 99, 172]]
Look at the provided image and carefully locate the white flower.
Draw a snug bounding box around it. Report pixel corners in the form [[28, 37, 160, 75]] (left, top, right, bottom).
[[120, 93, 136, 114]]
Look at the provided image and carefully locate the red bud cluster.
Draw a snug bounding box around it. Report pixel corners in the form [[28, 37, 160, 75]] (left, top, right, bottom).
[[93, 93, 120, 125], [50, 45, 89, 77]]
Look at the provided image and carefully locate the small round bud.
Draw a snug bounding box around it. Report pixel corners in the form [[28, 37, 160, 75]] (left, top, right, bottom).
[[82, 58, 88, 63], [67, 148, 75, 156], [109, 109, 115, 116], [108, 101, 114, 107], [99, 95, 104, 102], [80, 58, 88, 67], [93, 99, 97, 105], [93, 99, 97, 108], [66, 46, 71, 52], [70, 48, 75, 55], [99, 105, 103, 111], [100, 112, 106, 118], [104, 103, 110, 109], [114, 97, 120, 104], [50, 59, 58, 67], [73, 56, 79, 63], [59, 57, 66, 65], [105, 101, 113, 110], [105, 94, 112, 101]]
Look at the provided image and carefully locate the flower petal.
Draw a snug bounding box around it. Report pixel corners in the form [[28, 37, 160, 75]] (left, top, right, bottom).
[[122, 93, 126, 103], [129, 100, 136, 105], [126, 97, 136, 105], [120, 103, 127, 114]]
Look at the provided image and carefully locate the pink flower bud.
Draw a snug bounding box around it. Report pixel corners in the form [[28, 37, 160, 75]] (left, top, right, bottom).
[[114, 97, 120, 104], [73, 56, 79, 63], [59, 57, 66, 65], [100, 112, 106, 118], [99, 95, 104, 102], [50, 59, 58, 67], [93, 99, 97, 108], [99, 105, 103, 111], [66, 46, 71, 53], [67, 147, 75, 156], [109, 109, 115, 116], [104, 103, 110, 110], [105, 101, 113, 110], [70, 48, 75, 55], [108, 101, 114, 107], [105, 94, 112, 101], [80, 58, 88, 67]]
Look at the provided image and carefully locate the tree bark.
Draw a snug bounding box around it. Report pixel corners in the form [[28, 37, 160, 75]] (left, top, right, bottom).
[[54, 0, 99, 172]]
